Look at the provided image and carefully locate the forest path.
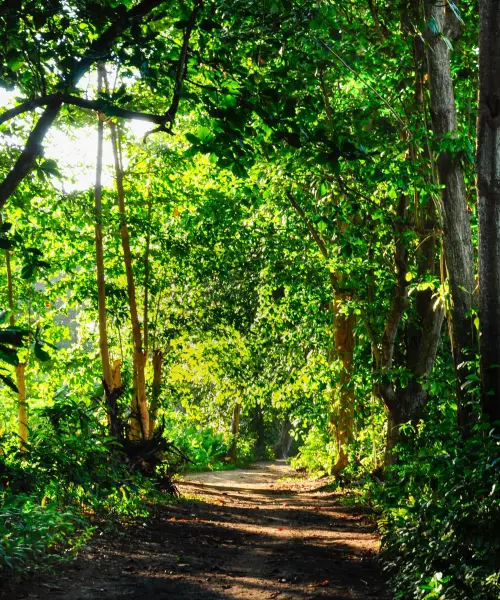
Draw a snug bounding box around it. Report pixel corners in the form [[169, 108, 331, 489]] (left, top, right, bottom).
[[7, 461, 388, 599]]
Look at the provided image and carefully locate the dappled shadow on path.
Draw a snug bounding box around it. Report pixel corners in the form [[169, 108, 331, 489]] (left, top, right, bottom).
[[3, 462, 388, 599]]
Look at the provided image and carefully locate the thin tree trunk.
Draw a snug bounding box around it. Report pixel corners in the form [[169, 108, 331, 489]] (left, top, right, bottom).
[[16, 363, 27, 451], [229, 402, 241, 463], [368, 187, 445, 465], [384, 409, 399, 466], [3, 223, 29, 452], [477, 0, 500, 426], [143, 178, 152, 359], [424, 0, 477, 427], [112, 359, 122, 389], [93, 65, 118, 436], [109, 119, 149, 439], [330, 288, 355, 473], [318, 77, 357, 472], [149, 349, 163, 434], [254, 405, 266, 458]]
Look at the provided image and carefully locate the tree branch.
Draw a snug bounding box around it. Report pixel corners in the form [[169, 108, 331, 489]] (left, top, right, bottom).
[[0, 0, 168, 210], [285, 190, 329, 259], [144, 0, 202, 137], [380, 194, 409, 370], [68, 0, 167, 88], [0, 100, 62, 210], [0, 93, 172, 127]]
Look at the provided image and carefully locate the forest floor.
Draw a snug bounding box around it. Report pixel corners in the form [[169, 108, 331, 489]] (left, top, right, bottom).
[[3, 461, 388, 599]]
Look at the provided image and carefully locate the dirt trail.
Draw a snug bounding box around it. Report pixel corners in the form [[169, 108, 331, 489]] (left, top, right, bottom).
[[4, 461, 388, 599]]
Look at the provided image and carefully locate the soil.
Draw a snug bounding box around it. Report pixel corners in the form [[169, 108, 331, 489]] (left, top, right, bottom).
[[2, 461, 389, 599]]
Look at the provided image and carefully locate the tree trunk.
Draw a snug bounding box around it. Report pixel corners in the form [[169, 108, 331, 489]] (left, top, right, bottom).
[[0, 101, 62, 210], [143, 177, 152, 358], [286, 190, 356, 473], [149, 349, 164, 435], [424, 0, 477, 427], [229, 402, 241, 463], [316, 77, 358, 472], [109, 119, 149, 439], [370, 185, 444, 464], [477, 0, 500, 427], [93, 65, 119, 437], [112, 359, 122, 389], [3, 228, 30, 452], [275, 414, 293, 459], [330, 289, 355, 473], [384, 409, 399, 466], [133, 349, 149, 439], [253, 405, 266, 458], [16, 363, 28, 451]]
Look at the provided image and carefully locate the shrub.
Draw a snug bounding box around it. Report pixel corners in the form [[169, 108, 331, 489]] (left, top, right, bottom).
[[290, 426, 337, 476], [381, 426, 500, 600], [0, 495, 93, 572]]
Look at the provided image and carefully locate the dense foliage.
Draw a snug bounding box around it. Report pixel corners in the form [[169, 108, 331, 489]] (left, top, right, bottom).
[[1, 0, 499, 597]]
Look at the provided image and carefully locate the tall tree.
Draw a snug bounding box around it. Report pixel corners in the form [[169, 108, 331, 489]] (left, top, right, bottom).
[[423, 0, 477, 427], [93, 65, 120, 437], [109, 120, 150, 439], [477, 0, 500, 427]]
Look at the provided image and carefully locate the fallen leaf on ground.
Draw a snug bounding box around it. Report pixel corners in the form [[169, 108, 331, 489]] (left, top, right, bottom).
[[309, 580, 329, 587]]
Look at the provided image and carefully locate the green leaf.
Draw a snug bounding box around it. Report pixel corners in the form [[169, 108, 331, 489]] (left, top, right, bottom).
[[317, 219, 327, 233], [34, 341, 51, 362], [231, 162, 248, 178], [7, 58, 23, 72], [0, 372, 18, 393], [0, 344, 19, 366], [0, 327, 29, 346], [21, 265, 34, 280], [185, 133, 200, 145]]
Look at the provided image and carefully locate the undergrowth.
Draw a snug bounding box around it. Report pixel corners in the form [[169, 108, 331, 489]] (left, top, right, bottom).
[[320, 429, 500, 599], [0, 397, 178, 574], [292, 395, 500, 599], [379, 423, 500, 600], [164, 410, 257, 471]]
